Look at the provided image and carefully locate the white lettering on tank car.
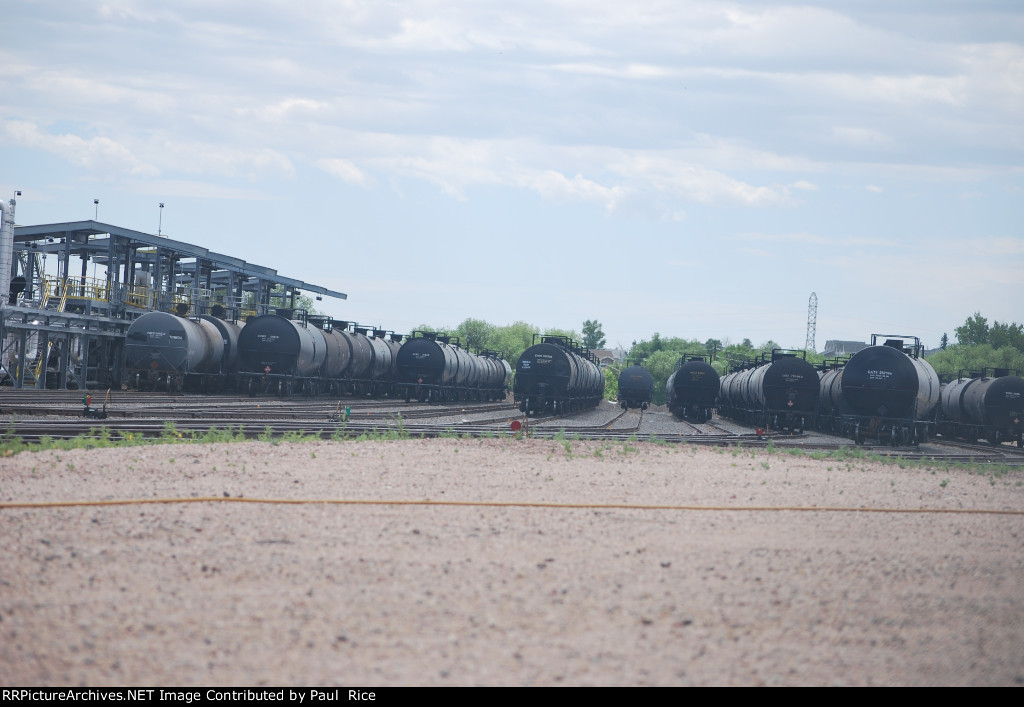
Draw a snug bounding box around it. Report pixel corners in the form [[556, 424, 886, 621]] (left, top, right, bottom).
[[866, 369, 892, 380]]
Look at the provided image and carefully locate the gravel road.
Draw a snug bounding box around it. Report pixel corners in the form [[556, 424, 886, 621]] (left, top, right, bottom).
[[2, 437, 1022, 686]]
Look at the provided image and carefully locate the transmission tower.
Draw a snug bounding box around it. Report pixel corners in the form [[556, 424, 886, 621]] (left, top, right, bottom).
[[805, 292, 818, 353]]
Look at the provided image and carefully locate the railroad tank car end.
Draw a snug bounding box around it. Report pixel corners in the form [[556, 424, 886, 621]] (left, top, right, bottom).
[[833, 335, 940, 446], [514, 335, 604, 416], [718, 349, 818, 433], [395, 331, 511, 403], [236, 310, 329, 397], [125, 310, 241, 392], [666, 355, 719, 422], [618, 363, 654, 410]]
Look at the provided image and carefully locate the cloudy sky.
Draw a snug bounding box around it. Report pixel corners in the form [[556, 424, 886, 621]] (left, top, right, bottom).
[[3, 0, 1022, 351]]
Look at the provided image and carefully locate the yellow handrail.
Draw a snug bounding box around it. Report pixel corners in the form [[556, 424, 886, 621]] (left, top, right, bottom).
[[41, 276, 113, 306], [33, 343, 51, 383]]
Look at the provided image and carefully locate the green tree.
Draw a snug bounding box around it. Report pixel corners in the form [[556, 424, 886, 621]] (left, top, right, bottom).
[[490, 321, 540, 365], [704, 338, 723, 360], [455, 318, 495, 351], [989, 320, 1024, 351], [603, 364, 620, 402], [630, 333, 663, 359], [955, 312, 989, 346], [582, 319, 607, 349], [645, 350, 682, 406], [940, 333, 949, 350], [629, 334, 705, 361], [927, 344, 1024, 378]]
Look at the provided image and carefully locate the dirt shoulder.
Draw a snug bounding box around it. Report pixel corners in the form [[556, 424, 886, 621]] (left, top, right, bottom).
[[2, 437, 1023, 686]]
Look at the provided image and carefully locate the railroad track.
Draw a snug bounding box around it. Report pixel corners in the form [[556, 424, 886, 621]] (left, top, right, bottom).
[[0, 390, 517, 421], [3, 392, 1023, 465]]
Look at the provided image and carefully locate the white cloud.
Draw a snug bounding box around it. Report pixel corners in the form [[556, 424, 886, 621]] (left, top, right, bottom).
[[132, 179, 274, 200], [733, 231, 894, 248], [317, 158, 370, 187], [237, 98, 328, 123], [2, 120, 158, 177], [789, 180, 818, 191], [526, 171, 625, 211], [831, 126, 894, 149]]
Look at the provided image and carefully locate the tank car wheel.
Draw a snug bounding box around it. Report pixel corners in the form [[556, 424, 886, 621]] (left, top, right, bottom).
[[853, 423, 863, 445], [990, 430, 1001, 446], [642, 402, 648, 411]]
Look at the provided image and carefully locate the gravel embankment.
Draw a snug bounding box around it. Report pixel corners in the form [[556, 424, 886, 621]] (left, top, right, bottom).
[[2, 437, 1022, 686]]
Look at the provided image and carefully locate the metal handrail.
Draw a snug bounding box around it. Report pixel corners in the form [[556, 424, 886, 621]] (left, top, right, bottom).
[[41, 276, 113, 306]]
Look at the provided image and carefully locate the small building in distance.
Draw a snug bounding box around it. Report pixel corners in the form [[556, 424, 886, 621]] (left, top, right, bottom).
[[590, 348, 628, 368], [821, 340, 868, 357]]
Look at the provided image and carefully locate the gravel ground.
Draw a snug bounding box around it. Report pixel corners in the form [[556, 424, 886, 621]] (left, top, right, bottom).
[[2, 437, 1023, 686]]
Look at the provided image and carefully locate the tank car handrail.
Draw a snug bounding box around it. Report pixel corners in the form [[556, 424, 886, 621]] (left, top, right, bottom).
[[982, 367, 1021, 378], [770, 348, 807, 361], [674, 352, 712, 368], [870, 333, 924, 357]]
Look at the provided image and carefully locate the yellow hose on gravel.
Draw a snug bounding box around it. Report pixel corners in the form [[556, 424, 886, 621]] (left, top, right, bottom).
[[0, 497, 1022, 515]]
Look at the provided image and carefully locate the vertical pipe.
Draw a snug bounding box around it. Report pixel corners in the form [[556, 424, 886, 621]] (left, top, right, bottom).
[[0, 197, 14, 308]]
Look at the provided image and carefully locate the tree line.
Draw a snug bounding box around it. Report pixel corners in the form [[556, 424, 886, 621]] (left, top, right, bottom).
[[409, 318, 581, 370], [928, 312, 1024, 378]]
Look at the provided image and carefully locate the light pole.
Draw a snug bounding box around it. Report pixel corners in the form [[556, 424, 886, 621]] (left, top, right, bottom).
[[158, 202, 164, 236], [93, 198, 99, 220]]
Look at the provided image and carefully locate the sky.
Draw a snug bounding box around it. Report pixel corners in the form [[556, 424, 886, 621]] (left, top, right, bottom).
[[2, 0, 1022, 352]]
